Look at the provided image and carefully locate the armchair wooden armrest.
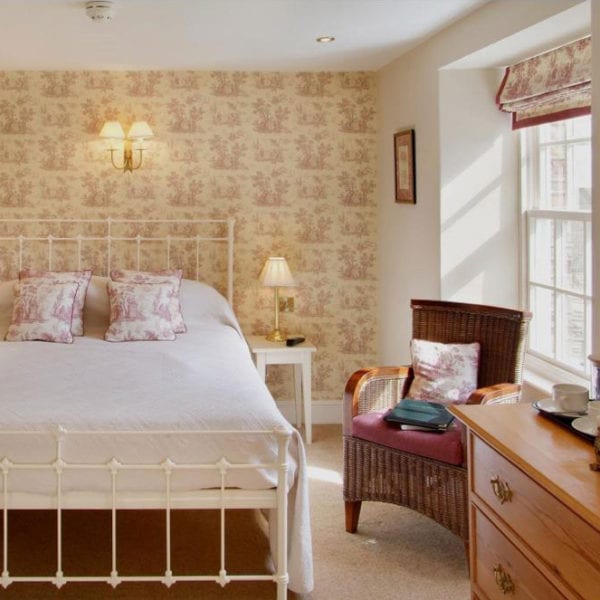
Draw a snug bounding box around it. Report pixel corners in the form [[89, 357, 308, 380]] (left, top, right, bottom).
[[343, 366, 413, 435], [467, 382, 521, 406]]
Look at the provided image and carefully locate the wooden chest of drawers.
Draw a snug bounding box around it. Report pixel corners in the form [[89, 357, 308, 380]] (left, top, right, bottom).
[[451, 403, 600, 600]]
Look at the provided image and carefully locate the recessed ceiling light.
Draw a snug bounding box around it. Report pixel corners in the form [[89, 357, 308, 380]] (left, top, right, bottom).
[[316, 36, 335, 44]]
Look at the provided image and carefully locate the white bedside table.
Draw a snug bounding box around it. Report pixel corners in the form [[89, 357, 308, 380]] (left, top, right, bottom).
[[246, 335, 316, 444]]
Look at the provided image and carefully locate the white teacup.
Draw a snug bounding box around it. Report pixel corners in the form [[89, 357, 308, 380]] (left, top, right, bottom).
[[553, 383, 589, 413]]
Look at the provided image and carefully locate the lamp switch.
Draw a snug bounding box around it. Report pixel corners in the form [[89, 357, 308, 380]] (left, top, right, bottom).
[[279, 296, 294, 312]]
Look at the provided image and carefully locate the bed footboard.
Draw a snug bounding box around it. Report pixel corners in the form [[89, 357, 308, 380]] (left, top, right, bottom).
[[0, 427, 292, 600]]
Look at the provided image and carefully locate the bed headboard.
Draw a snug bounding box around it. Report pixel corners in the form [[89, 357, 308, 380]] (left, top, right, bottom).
[[0, 218, 235, 305]]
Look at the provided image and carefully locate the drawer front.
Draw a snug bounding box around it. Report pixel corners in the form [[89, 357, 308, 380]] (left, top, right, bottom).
[[471, 434, 600, 599], [473, 507, 565, 600]]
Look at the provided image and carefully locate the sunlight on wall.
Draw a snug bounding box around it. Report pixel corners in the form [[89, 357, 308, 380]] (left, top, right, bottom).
[[441, 135, 504, 246], [439, 66, 520, 308], [441, 135, 504, 292], [451, 272, 486, 300], [441, 136, 503, 228], [440, 121, 518, 304]]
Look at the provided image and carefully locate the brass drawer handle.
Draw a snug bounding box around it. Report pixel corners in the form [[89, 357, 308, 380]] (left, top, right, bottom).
[[490, 475, 512, 504], [494, 564, 515, 594]]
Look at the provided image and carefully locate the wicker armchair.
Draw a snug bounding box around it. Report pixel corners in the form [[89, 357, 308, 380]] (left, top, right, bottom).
[[343, 299, 531, 551]]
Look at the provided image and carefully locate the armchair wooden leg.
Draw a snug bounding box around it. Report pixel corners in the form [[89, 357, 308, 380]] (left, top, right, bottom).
[[345, 500, 362, 533]]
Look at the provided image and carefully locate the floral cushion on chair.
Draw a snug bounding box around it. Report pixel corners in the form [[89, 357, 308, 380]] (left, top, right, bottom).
[[407, 339, 480, 405]]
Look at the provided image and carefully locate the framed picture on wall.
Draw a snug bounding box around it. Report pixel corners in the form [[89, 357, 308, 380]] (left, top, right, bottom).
[[394, 129, 416, 204]]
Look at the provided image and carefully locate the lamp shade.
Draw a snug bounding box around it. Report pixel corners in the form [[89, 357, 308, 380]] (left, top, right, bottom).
[[99, 120, 125, 140], [127, 121, 154, 140], [259, 257, 295, 287]]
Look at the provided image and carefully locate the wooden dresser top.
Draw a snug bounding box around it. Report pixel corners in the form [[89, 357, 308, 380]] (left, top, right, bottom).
[[451, 403, 600, 533]]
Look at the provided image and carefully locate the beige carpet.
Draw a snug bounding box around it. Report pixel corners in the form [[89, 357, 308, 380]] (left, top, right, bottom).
[[1, 425, 470, 599]]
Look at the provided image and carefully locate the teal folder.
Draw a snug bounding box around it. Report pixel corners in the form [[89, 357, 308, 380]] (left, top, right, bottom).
[[384, 398, 454, 431]]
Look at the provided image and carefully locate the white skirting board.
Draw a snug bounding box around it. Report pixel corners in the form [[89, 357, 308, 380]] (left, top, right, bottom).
[[275, 400, 341, 425]]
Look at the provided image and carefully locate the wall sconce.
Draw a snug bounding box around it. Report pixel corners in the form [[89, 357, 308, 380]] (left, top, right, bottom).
[[259, 257, 296, 342], [99, 120, 154, 172]]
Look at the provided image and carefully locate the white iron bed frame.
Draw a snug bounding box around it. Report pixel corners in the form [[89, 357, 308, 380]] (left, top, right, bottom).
[[0, 218, 293, 599], [0, 217, 235, 304]]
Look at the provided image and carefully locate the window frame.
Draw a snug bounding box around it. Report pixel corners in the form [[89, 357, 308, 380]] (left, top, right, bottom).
[[520, 119, 592, 382]]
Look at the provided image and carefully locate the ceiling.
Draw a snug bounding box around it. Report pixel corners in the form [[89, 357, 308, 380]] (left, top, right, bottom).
[[0, 0, 486, 71]]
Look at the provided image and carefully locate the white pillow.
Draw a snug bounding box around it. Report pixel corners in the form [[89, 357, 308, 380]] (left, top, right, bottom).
[[407, 339, 480, 405]]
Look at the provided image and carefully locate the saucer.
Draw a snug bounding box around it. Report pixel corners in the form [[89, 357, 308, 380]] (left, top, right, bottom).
[[533, 397, 587, 418], [572, 416, 598, 437]]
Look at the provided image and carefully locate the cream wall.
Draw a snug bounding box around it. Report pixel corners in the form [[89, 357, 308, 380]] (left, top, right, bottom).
[[439, 68, 520, 306], [0, 71, 378, 405], [377, 0, 583, 365]]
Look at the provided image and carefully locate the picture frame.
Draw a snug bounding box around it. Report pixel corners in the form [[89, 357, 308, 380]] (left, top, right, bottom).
[[394, 129, 416, 204]]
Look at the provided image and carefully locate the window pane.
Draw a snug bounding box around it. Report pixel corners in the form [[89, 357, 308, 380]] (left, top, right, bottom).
[[524, 115, 591, 376], [539, 121, 565, 143], [529, 218, 554, 286], [557, 219, 584, 294], [586, 299, 592, 369], [537, 118, 591, 150], [586, 221, 592, 296], [569, 141, 592, 210], [567, 115, 592, 139], [556, 293, 585, 371], [529, 285, 554, 358], [540, 144, 566, 209]]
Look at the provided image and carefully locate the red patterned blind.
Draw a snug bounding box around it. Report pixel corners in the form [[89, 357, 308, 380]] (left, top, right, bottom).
[[496, 36, 591, 130]]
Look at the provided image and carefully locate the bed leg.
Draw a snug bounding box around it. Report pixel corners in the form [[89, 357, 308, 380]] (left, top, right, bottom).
[[275, 428, 290, 600], [276, 578, 288, 600]]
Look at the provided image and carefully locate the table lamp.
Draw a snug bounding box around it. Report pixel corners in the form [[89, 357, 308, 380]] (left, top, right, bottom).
[[259, 257, 295, 342]]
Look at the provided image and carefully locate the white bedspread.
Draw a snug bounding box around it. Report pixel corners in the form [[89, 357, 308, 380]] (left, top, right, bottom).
[[0, 277, 313, 593]]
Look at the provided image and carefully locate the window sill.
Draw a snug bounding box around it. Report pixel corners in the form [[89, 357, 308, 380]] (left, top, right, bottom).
[[523, 353, 591, 399]]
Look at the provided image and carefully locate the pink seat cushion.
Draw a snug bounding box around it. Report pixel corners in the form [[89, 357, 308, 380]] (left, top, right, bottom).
[[352, 410, 464, 466]]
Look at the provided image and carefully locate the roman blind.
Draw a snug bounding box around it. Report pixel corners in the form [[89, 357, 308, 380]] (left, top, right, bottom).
[[496, 36, 591, 130]]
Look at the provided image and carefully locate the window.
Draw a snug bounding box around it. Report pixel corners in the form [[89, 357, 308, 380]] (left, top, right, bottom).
[[522, 116, 592, 376]]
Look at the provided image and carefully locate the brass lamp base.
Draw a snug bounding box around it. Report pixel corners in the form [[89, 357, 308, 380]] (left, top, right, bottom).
[[266, 328, 286, 342]]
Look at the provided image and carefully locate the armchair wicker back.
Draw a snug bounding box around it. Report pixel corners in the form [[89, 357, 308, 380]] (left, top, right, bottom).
[[411, 299, 530, 390], [343, 299, 531, 553]]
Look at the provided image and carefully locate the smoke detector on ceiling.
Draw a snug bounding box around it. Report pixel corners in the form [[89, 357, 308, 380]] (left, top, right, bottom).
[[85, 1, 116, 21]]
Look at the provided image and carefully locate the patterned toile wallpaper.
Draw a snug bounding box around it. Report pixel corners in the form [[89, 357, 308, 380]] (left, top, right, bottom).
[[0, 70, 378, 402]]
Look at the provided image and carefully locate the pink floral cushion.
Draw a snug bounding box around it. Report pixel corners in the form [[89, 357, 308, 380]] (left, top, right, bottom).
[[408, 339, 480, 405], [110, 269, 186, 333], [19, 269, 92, 336], [5, 281, 80, 344], [105, 281, 176, 342]]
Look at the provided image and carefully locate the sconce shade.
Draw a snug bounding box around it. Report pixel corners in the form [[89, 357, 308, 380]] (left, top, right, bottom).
[[99, 120, 125, 140], [127, 121, 154, 140], [99, 119, 153, 172], [260, 257, 296, 288]]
